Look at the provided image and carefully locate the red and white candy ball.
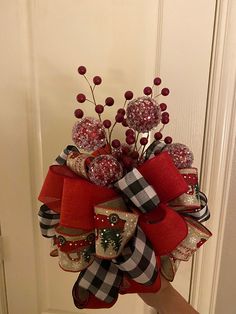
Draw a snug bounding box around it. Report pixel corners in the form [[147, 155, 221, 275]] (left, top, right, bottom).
[[163, 143, 194, 169], [126, 97, 161, 133], [88, 155, 123, 186], [72, 117, 106, 152]]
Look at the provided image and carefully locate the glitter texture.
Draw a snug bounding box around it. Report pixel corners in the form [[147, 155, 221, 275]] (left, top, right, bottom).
[[88, 155, 123, 186], [126, 97, 161, 133], [163, 143, 194, 169], [72, 117, 106, 152]]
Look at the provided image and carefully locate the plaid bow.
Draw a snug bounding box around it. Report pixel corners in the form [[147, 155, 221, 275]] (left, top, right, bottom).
[[114, 226, 158, 285], [114, 168, 159, 213], [73, 226, 158, 304], [182, 192, 210, 222], [38, 204, 60, 238]]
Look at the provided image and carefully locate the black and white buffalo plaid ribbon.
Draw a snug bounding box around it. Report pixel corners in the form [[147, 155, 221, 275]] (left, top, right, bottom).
[[75, 226, 158, 303], [75, 258, 123, 303], [38, 204, 60, 238], [182, 192, 210, 223], [115, 168, 159, 213], [53, 145, 79, 165], [114, 226, 158, 285]]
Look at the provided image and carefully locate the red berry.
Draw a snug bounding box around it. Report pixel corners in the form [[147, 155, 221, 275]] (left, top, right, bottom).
[[74, 108, 84, 119], [115, 114, 124, 123], [130, 151, 139, 159], [122, 119, 128, 127], [153, 77, 162, 86], [161, 88, 170, 96], [93, 76, 102, 85], [140, 137, 148, 145], [143, 86, 152, 96], [125, 129, 135, 137], [122, 145, 131, 155], [154, 132, 162, 140], [162, 112, 169, 119], [162, 117, 169, 124], [78, 66, 86, 75], [76, 93, 86, 103], [124, 91, 134, 100], [103, 119, 111, 128], [126, 136, 135, 145], [95, 104, 104, 114], [111, 139, 121, 148], [105, 97, 114, 106], [160, 103, 167, 111], [164, 136, 173, 144], [122, 156, 134, 169], [117, 108, 126, 115]]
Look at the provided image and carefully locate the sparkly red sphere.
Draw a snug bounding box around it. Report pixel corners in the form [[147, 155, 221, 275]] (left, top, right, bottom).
[[74, 108, 84, 119], [88, 155, 123, 186], [93, 76, 102, 85], [78, 66, 87, 75], [126, 97, 161, 132], [161, 88, 170, 96], [124, 91, 134, 100], [153, 77, 162, 86], [143, 86, 152, 96], [76, 93, 86, 103], [95, 104, 104, 114], [103, 119, 111, 128], [163, 143, 194, 168], [105, 97, 114, 106], [72, 117, 106, 151]]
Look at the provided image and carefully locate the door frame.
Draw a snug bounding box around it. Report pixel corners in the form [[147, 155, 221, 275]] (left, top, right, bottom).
[[190, 0, 236, 313]]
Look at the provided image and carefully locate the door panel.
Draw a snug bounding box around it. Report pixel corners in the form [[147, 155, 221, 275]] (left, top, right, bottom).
[[0, 1, 216, 313]]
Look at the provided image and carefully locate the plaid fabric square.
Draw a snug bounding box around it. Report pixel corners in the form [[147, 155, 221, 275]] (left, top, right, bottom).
[[53, 145, 79, 165], [183, 192, 210, 223], [38, 204, 60, 238], [76, 257, 123, 303], [114, 168, 159, 213], [114, 226, 158, 285]]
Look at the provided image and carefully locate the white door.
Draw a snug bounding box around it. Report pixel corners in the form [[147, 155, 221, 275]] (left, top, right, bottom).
[[0, 1, 216, 314]]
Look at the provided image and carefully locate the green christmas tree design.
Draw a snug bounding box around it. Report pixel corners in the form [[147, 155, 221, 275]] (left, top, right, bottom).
[[100, 228, 123, 253]]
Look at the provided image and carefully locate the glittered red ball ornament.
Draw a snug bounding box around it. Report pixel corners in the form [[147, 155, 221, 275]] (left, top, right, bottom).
[[126, 97, 161, 133], [163, 143, 194, 169], [88, 155, 123, 186], [72, 117, 106, 151]]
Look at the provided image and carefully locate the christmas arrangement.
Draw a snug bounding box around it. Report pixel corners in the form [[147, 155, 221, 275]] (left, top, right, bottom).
[[38, 66, 211, 309]]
